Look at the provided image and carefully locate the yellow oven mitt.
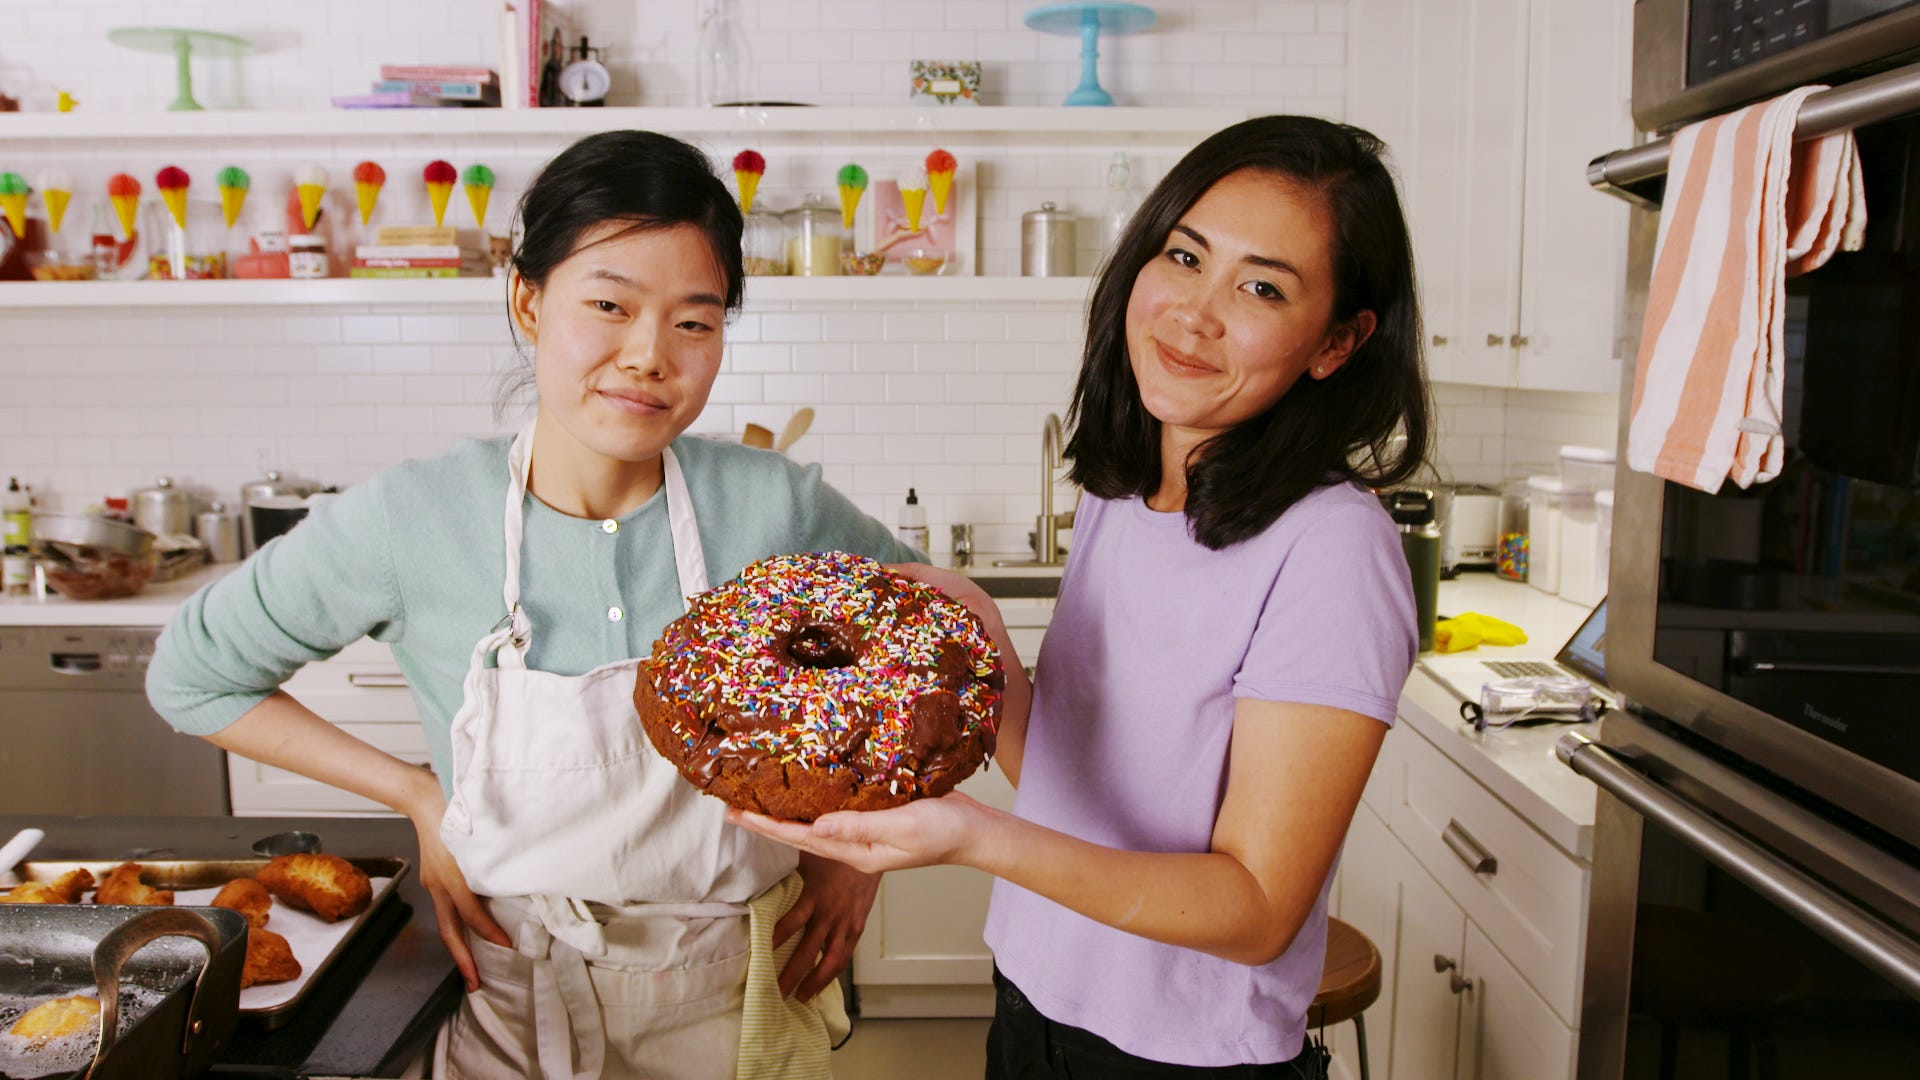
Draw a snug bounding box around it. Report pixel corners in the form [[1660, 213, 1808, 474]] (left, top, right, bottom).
[[1434, 612, 1529, 653]]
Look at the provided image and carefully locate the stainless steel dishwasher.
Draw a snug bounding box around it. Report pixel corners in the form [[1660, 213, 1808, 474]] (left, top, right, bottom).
[[0, 626, 228, 814]]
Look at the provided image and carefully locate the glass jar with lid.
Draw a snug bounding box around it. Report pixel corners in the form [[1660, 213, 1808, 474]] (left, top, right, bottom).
[[783, 194, 842, 276], [742, 206, 787, 276]]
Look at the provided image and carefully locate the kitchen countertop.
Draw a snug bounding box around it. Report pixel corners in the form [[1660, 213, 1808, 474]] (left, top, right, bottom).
[[0, 813, 459, 1077], [0, 562, 242, 626], [0, 552, 1058, 627], [1402, 573, 1602, 859]]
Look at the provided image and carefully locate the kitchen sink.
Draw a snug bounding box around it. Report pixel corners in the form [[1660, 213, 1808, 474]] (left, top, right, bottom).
[[969, 575, 1060, 599]]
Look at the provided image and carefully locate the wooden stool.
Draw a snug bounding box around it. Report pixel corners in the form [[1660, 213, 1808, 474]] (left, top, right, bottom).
[[1309, 917, 1383, 1080]]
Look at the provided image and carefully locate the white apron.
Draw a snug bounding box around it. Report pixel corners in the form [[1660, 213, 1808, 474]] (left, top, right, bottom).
[[432, 424, 844, 1080]]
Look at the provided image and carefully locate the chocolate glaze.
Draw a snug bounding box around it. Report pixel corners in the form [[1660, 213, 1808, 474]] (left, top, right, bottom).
[[636, 556, 1001, 820]]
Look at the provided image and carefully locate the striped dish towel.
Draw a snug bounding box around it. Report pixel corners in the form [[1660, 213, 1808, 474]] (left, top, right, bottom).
[[1627, 86, 1868, 493]]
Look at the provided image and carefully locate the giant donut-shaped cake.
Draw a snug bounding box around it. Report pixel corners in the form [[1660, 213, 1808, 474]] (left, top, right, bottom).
[[636, 551, 1003, 821]]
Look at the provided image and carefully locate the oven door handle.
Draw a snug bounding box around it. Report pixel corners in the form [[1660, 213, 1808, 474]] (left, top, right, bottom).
[[1558, 732, 1920, 1000]]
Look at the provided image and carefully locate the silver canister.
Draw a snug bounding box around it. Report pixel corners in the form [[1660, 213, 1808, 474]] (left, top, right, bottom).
[[1021, 202, 1077, 277], [194, 501, 244, 563], [131, 476, 194, 537]]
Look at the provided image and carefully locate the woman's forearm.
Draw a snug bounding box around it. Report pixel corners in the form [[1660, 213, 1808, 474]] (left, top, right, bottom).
[[964, 805, 1303, 966], [977, 612, 1032, 787], [205, 690, 444, 821]]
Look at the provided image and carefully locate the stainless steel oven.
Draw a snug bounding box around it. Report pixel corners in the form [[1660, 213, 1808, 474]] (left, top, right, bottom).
[[1568, 5, 1920, 1078]]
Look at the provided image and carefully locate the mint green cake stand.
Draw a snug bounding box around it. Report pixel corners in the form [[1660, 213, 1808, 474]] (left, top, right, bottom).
[[107, 27, 254, 111], [1024, 2, 1156, 106]]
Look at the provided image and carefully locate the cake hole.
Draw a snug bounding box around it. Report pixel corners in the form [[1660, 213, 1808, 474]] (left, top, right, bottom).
[[787, 626, 857, 669]]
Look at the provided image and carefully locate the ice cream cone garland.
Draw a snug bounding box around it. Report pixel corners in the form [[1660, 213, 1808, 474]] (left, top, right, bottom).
[[295, 164, 329, 231], [352, 161, 385, 225], [216, 166, 250, 229], [423, 160, 456, 227], [924, 149, 956, 216], [156, 166, 190, 230], [462, 164, 494, 228], [732, 150, 764, 214], [0, 173, 29, 240], [836, 164, 868, 230], [107, 173, 142, 239], [36, 171, 72, 234], [898, 168, 928, 233]]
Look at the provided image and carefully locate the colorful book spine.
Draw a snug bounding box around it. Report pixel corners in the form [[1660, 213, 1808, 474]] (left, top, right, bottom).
[[375, 226, 459, 246], [348, 266, 464, 278], [355, 245, 465, 260], [378, 65, 498, 83], [355, 258, 463, 269], [372, 80, 501, 103], [331, 91, 443, 109]]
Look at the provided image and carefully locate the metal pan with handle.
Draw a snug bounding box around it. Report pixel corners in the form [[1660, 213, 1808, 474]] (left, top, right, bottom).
[[0, 905, 246, 1080]]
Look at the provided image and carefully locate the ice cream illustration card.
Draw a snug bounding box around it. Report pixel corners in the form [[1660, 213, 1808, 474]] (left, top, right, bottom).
[[861, 157, 974, 274]]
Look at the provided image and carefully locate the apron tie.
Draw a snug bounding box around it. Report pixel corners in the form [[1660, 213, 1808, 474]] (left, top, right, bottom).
[[519, 895, 611, 1080]]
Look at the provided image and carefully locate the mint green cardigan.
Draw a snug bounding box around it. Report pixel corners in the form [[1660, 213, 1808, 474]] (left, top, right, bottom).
[[147, 434, 919, 792]]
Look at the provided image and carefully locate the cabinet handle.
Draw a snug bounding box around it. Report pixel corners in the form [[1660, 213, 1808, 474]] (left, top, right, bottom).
[[1443, 819, 1498, 875], [1486, 333, 1505, 347], [1510, 333, 1530, 348], [1450, 973, 1475, 995], [1433, 954, 1457, 973], [348, 672, 410, 688], [1431, 334, 1449, 346]]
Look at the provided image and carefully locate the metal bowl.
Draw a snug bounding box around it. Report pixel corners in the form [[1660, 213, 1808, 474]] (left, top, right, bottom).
[[32, 513, 156, 558], [31, 514, 160, 600]]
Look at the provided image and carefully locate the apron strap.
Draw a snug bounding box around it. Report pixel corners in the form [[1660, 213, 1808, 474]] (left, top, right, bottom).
[[520, 896, 608, 1080], [660, 446, 709, 611], [495, 425, 710, 666]]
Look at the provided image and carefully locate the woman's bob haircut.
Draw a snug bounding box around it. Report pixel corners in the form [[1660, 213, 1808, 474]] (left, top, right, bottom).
[[1065, 115, 1432, 549]]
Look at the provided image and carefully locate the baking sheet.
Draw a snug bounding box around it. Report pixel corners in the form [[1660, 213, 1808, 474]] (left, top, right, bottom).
[[171, 877, 395, 1010], [2, 858, 410, 1025]]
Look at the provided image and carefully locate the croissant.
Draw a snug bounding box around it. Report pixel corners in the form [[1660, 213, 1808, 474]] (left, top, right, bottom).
[[212, 877, 272, 929], [240, 927, 302, 988], [94, 862, 174, 906], [0, 868, 95, 905], [257, 854, 370, 923]]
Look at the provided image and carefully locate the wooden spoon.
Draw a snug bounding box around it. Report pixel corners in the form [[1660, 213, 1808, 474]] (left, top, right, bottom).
[[742, 423, 774, 449], [775, 408, 815, 453]]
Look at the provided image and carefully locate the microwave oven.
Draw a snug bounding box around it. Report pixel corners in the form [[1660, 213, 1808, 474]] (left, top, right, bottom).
[[1634, 0, 1920, 132]]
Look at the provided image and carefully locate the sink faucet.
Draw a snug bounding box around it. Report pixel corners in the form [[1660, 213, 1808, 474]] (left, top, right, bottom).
[[1036, 412, 1065, 565], [995, 413, 1070, 568]]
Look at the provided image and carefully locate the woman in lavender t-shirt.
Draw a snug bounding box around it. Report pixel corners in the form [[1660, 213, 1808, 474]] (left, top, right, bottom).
[[736, 116, 1431, 1077]]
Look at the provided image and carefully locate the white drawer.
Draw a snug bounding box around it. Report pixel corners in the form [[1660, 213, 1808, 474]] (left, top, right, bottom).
[[1389, 723, 1589, 1025], [285, 639, 422, 726]]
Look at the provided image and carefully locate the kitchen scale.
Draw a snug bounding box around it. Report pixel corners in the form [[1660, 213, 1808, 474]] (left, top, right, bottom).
[[106, 26, 253, 111]]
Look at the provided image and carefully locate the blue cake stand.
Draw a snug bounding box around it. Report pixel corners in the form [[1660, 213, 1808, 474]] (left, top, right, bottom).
[[1023, 2, 1157, 107]]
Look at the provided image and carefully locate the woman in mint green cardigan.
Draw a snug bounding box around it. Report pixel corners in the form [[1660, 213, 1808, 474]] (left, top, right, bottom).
[[148, 131, 913, 1079]]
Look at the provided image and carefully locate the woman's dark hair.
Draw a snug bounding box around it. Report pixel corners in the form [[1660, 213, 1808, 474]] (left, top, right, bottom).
[[1065, 115, 1432, 550], [497, 130, 745, 415]]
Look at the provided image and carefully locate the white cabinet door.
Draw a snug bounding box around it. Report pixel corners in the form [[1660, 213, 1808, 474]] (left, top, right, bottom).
[[1458, 0, 1532, 388], [1514, 0, 1634, 392], [1456, 923, 1577, 1080], [1330, 803, 1403, 1080], [1392, 854, 1468, 1080]]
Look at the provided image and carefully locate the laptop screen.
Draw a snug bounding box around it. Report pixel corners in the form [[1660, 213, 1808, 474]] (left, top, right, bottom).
[[1555, 598, 1608, 686]]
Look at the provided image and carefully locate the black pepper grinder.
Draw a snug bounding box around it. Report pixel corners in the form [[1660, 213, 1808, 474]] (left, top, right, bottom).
[[1385, 489, 1442, 653]]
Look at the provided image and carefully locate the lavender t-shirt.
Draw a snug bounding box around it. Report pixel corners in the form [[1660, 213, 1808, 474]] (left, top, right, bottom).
[[982, 483, 1417, 1067]]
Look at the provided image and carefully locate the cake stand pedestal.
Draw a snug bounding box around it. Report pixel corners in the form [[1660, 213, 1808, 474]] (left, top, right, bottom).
[[106, 27, 254, 111], [1023, 2, 1157, 107]]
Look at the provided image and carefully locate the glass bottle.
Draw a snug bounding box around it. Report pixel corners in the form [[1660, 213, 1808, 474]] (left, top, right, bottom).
[[1101, 151, 1138, 255], [696, 0, 753, 107]]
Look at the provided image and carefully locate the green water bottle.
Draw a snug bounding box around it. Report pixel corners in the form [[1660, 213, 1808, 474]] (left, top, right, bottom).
[[1385, 489, 1441, 653]]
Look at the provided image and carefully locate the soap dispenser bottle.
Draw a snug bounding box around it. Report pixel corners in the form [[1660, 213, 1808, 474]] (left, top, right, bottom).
[[896, 488, 929, 552]]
